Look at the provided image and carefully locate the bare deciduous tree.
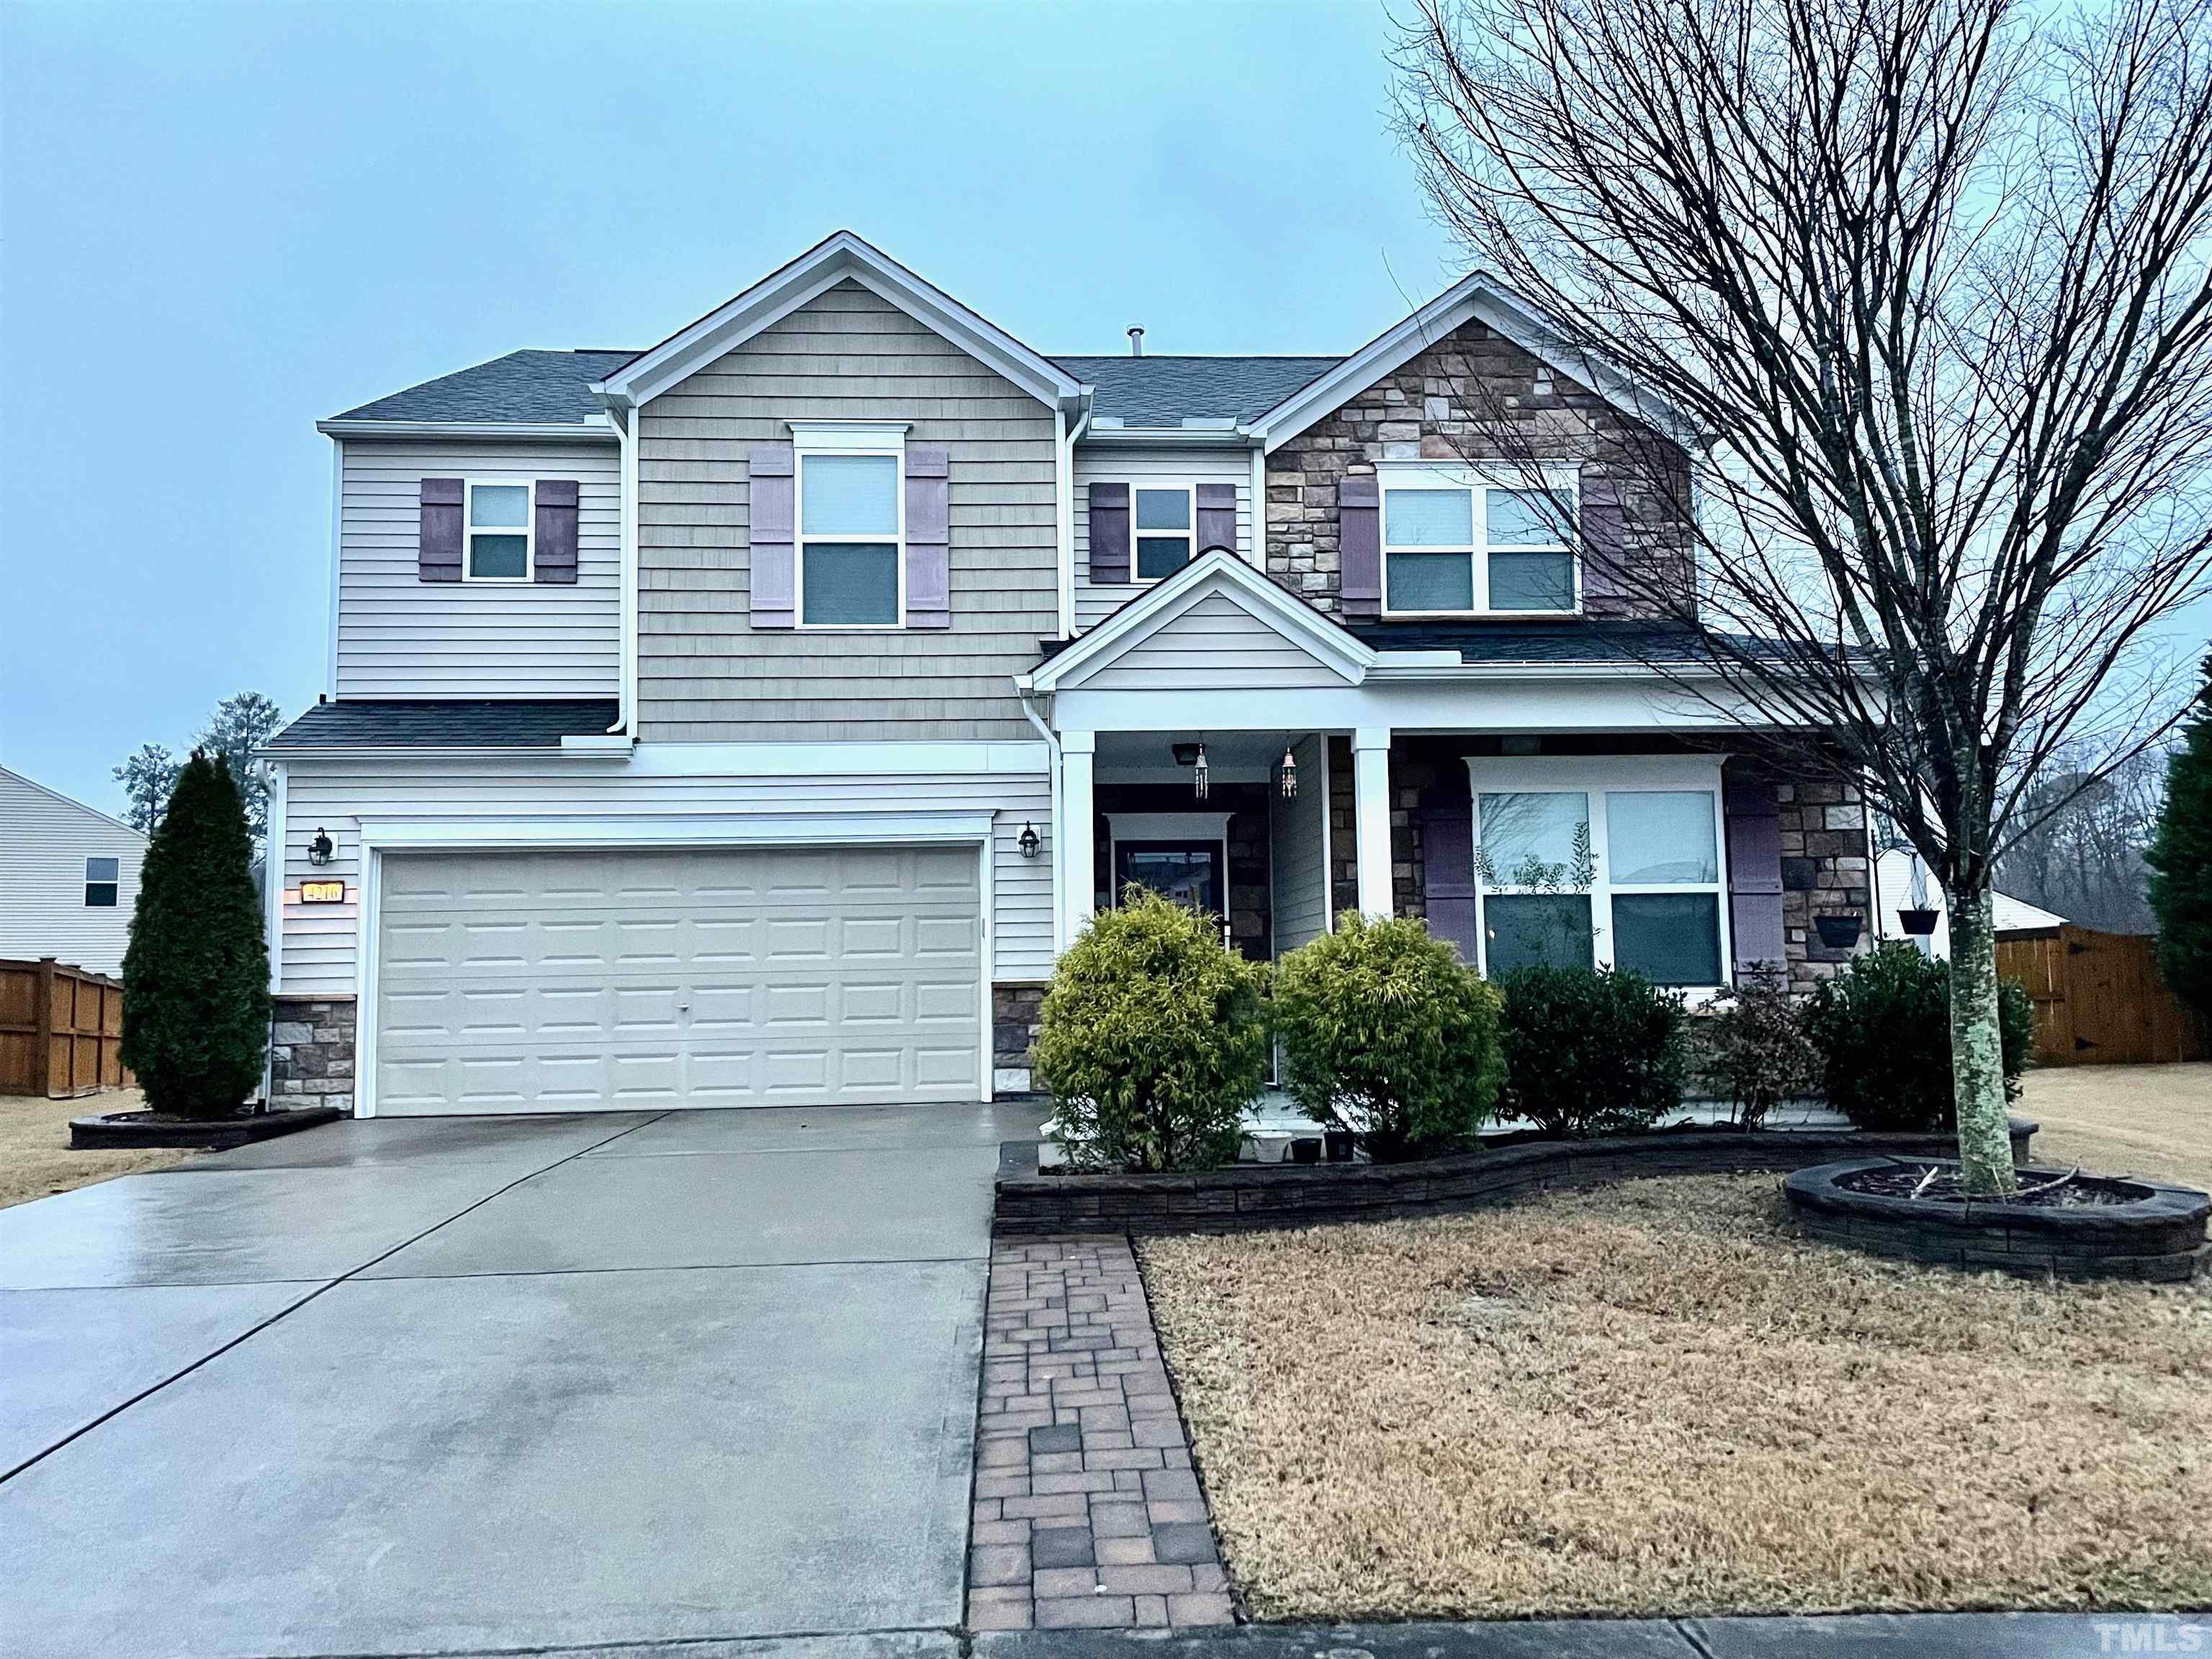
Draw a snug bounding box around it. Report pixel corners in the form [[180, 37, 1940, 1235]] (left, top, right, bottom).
[[1395, 0, 2212, 1190]]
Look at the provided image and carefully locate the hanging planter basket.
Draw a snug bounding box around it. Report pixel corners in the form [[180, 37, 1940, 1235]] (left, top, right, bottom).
[[1815, 912, 1865, 950], [1898, 907, 1941, 937]]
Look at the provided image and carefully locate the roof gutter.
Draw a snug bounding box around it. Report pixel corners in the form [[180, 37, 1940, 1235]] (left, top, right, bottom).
[[313, 418, 619, 443]]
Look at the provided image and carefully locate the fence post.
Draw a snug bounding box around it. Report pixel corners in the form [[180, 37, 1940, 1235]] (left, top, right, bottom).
[[34, 957, 56, 1099]]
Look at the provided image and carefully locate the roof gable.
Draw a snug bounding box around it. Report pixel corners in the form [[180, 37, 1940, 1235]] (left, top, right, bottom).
[[1025, 552, 1375, 693], [595, 232, 1087, 415], [0, 765, 148, 842], [1250, 270, 1704, 451]]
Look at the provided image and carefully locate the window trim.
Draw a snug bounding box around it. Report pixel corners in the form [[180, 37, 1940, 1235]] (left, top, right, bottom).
[[462, 478, 534, 584], [1091, 480, 1218, 587], [84, 855, 120, 908], [1379, 462, 1582, 619], [1465, 754, 1733, 994], [793, 428, 907, 631]]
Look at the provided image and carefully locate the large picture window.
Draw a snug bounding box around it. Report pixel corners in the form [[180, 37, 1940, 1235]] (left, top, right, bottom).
[[798, 448, 902, 627], [1381, 465, 1578, 616], [1470, 759, 1730, 990]]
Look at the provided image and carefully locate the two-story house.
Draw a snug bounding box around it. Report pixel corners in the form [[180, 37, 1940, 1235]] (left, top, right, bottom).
[[264, 232, 1873, 1117]]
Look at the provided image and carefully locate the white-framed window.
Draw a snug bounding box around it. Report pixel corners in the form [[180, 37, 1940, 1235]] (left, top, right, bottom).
[[84, 856, 119, 908], [1380, 463, 1580, 616], [1467, 755, 1732, 992], [464, 480, 533, 582], [1130, 483, 1197, 583], [795, 426, 904, 629]]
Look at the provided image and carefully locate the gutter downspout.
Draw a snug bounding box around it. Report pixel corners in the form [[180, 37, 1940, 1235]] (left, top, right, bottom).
[[1058, 402, 1092, 640], [1018, 684, 1064, 956], [606, 402, 637, 736]]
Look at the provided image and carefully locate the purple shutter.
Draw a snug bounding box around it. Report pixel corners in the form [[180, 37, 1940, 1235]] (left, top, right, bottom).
[[1724, 769, 1786, 979], [1580, 466, 1627, 611], [1196, 482, 1237, 557], [1419, 771, 1479, 966], [418, 478, 463, 583], [904, 446, 950, 628], [1339, 473, 1382, 619], [534, 480, 579, 585], [1088, 482, 1130, 583], [750, 444, 796, 629]]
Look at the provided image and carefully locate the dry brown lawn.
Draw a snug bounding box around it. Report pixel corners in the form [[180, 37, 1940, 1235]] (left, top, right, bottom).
[[0, 1089, 194, 1209], [1141, 1174, 2212, 1620], [2019, 1063, 2212, 1192]]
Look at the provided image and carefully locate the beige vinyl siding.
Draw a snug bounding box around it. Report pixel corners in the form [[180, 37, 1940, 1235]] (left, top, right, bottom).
[[1268, 735, 1330, 956], [335, 439, 621, 698], [636, 281, 1058, 741], [0, 770, 148, 978], [1065, 593, 1348, 691], [1072, 444, 1254, 631], [274, 750, 1052, 998]]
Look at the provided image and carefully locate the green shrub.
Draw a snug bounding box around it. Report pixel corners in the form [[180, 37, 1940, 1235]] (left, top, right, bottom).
[[1033, 888, 1269, 1171], [1274, 913, 1505, 1161], [1802, 941, 2036, 1131], [120, 752, 270, 1120], [1495, 968, 1681, 1141], [1495, 965, 1689, 1136], [1694, 968, 1819, 1130], [2148, 654, 2212, 1019]]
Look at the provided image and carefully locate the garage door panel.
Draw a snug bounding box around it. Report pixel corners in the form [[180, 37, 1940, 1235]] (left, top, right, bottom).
[[375, 845, 981, 1114]]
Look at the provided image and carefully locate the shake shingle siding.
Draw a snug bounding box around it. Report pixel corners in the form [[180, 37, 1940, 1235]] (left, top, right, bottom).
[[636, 281, 1059, 742]]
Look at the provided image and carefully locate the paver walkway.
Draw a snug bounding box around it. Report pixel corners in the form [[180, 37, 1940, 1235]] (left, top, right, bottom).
[[971, 1238, 1234, 1631]]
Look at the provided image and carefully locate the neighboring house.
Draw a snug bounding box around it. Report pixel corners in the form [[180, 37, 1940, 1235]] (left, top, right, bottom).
[[266, 230, 1875, 1118], [1875, 848, 2067, 957], [0, 766, 148, 978]]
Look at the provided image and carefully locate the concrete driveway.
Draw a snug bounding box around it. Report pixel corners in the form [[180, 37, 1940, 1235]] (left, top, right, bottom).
[[0, 1101, 1035, 1659]]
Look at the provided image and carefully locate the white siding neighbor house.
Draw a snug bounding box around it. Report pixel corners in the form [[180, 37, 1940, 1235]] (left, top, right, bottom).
[[267, 230, 1876, 1117], [0, 766, 148, 978]]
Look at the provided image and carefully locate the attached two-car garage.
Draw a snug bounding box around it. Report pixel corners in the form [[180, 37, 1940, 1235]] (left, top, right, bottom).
[[370, 844, 984, 1115]]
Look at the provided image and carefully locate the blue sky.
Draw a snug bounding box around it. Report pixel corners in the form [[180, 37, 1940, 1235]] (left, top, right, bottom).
[[1, 0, 1452, 811]]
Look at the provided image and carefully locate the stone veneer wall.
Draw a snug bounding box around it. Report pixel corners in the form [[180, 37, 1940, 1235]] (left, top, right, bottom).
[[994, 982, 1047, 1097], [1262, 316, 1691, 618], [269, 997, 356, 1115]]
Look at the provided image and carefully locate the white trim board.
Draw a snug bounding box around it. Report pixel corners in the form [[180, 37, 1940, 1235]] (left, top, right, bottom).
[[592, 232, 1089, 416]]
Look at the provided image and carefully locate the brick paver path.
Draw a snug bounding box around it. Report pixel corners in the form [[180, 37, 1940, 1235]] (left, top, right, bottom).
[[968, 1237, 1236, 1632]]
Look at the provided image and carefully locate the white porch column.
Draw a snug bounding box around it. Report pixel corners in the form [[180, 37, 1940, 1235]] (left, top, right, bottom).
[[1060, 730, 1097, 948], [1353, 727, 1395, 919]]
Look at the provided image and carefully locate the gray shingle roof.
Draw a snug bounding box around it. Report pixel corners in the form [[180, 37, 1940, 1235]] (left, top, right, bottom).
[[1349, 620, 1730, 665], [332, 351, 637, 424], [1053, 356, 1342, 427], [267, 700, 622, 751]]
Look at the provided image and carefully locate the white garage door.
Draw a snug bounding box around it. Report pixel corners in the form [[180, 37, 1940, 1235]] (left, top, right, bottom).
[[373, 845, 983, 1115]]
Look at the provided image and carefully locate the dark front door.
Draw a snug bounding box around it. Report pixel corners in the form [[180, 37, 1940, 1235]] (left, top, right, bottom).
[[1113, 840, 1222, 916]]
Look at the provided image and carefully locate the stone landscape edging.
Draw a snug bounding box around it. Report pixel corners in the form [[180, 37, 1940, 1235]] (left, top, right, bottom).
[[994, 1119, 2038, 1236], [1785, 1157, 2211, 1282]]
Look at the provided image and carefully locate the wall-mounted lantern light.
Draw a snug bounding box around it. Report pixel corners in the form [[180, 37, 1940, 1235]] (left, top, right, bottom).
[[307, 827, 334, 867], [1278, 745, 1298, 799], [1017, 822, 1041, 860]]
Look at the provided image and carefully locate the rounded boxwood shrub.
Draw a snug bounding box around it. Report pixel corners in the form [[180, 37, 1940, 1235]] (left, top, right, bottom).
[[1274, 913, 1505, 1161], [1495, 965, 1689, 1136], [1802, 941, 2034, 1132], [1033, 888, 1269, 1172]]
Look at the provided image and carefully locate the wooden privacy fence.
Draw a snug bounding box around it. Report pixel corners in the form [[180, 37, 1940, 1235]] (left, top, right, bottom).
[[1997, 926, 2207, 1068], [0, 958, 132, 1099]]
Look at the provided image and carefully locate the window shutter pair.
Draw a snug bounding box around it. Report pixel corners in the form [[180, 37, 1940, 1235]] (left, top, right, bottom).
[[1087, 482, 1238, 580], [748, 444, 950, 629], [415, 479, 578, 584]]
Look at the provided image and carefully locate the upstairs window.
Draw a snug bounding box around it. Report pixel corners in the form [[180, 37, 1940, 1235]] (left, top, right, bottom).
[[1134, 486, 1195, 581], [799, 450, 902, 627], [84, 856, 118, 907], [1381, 468, 1579, 616], [465, 481, 532, 581]]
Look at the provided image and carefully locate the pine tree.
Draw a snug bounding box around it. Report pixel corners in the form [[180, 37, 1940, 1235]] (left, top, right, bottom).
[[2147, 655, 2212, 1020], [120, 752, 271, 1118]]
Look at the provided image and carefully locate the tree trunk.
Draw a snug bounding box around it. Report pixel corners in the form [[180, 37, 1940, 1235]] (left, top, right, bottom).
[[1946, 883, 2017, 1195]]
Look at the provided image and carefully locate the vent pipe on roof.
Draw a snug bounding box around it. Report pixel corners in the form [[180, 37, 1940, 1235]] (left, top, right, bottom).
[[1128, 326, 1144, 357]]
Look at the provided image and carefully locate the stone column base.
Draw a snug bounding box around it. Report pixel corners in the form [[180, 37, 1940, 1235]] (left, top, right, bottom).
[[993, 982, 1046, 1097], [270, 997, 357, 1116]]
